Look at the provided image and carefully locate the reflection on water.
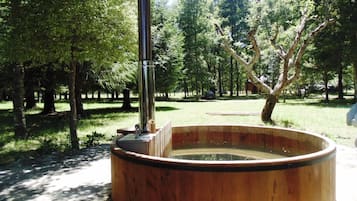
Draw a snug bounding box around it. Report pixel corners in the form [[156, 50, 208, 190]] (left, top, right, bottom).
[[169, 147, 287, 161]]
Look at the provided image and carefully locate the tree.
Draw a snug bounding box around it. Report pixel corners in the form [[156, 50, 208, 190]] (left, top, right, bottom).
[[153, 0, 184, 99], [46, 0, 136, 149], [219, 0, 249, 96], [179, 0, 214, 99], [97, 61, 137, 110], [217, 0, 334, 122], [0, 0, 30, 138], [41, 64, 57, 114], [312, 0, 357, 100], [313, 27, 343, 102], [2, 0, 137, 148], [334, 0, 357, 99]]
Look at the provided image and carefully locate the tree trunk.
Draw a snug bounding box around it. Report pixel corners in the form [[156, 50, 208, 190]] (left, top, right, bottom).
[[337, 63, 344, 99], [121, 88, 132, 110], [97, 90, 101, 100], [236, 61, 240, 96], [25, 81, 36, 110], [218, 63, 223, 97], [12, 64, 27, 138], [351, 30, 357, 100], [69, 61, 79, 150], [195, 68, 199, 100], [230, 56, 233, 96], [184, 79, 188, 99], [24, 68, 36, 109], [43, 88, 56, 114], [75, 63, 83, 117], [42, 67, 56, 114], [353, 58, 357, 101], [111, 91, 115, 101], [261, 94, 278, 123], [323, 69, 329, 103]]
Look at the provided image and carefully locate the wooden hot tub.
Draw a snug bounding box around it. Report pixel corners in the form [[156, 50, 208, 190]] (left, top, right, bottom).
[[111, 125, 336, 201]]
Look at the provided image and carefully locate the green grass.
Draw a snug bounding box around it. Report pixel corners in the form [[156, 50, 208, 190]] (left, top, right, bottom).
[[0, 97, 356, 165], [155, 98, 355, 147]]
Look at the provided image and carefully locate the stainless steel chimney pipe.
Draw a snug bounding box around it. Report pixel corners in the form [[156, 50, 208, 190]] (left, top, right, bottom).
[[138, 0, 155, 133]]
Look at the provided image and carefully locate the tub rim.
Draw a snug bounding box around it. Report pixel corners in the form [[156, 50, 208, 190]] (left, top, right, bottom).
[[111, 124, 336, 172]]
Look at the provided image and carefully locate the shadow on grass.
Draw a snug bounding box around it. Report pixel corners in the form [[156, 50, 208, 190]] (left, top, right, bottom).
[[0, 144, 111, 201], [0, 105, 179, 165], [282, 98, 355, 109], [0, 110, 14, 148], [1, 105, 179, 138], [26, 112, 69, 137], [216, 94, 263, 100], [84, 105, 178, 115], [157, 94, 263, 102]]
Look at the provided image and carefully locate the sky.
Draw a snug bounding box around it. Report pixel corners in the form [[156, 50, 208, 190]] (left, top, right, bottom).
[[167, 0, 178, 7]]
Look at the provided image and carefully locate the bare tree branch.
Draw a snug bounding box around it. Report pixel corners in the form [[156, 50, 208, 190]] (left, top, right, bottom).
[[247, 30, 261, 68], [286, 18, 335, 86], [274, 12, 310, 93], [286, 13, 308, 60], [214, 24, 249, 67], [215, 23, 272, 94]]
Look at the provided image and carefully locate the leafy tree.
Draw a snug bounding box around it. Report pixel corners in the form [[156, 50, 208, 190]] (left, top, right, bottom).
[[312, 0, 357, 100], [219, 0, 249, 96], [97, 61, 137, 110], [334, 0, 357, 99], [44, 0, 136, 149], [313, 27, 343, 102], [179, 0, 214, 99], [152, 0, 184, 99], [0, 0, 31, 138], [1, 0, 136, 148]]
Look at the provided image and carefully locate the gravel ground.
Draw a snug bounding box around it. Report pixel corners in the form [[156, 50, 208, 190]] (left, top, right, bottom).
[[0, 144, 356, 201]]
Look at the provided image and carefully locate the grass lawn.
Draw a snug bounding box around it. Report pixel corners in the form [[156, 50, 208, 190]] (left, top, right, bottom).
[[0, 96, 356, 164]]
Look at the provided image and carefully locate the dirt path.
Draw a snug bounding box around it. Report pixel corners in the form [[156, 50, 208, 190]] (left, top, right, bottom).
[[0, 145, 111, 201], [0, 144, 356, 201]]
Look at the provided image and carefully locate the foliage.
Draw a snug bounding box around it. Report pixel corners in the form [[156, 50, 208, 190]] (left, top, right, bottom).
[[37, 137, 67, 154], [153, 0, 184, 97], [0, 0, 138, 149], [218, 0, 250, 96], [313, 0, 357, 99], [178, 0, 215, 98], [84, 131, 106, 148], [219, 0, 250, 50], [97, 61, 137, 92]]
